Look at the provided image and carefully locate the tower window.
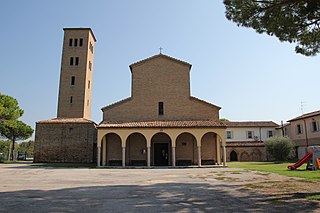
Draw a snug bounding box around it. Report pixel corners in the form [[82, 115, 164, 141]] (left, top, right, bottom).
[[75, 57, 79, 66], [70, 96, 73, 104], [70, 57, 74, 65], [89, 61, 92, 70], [87, 99, 89, 106], [89, 42, 94, 53], [158, 102, 164, 115], [71, 76, 75, 85], [74, 39, 78, 47], [79, 38, 83, 46], [88, 80, 90, 89], [69, 38, 73, 46]]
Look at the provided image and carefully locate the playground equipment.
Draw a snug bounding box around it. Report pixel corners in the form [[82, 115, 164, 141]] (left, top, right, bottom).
[[288, 146, 320, 170]]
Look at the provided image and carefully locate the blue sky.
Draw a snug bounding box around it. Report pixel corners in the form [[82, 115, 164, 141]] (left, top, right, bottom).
[[1, 1, 319, 137]]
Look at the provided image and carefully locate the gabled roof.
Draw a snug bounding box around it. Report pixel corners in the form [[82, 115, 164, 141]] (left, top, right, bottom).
[[98, 120, 226, 128], [190, 96, 221, 110], [101, 97, 131, 111], [224, 121, 278, 128], [287, 110, 320, 122], [129, 54, 192, 72]]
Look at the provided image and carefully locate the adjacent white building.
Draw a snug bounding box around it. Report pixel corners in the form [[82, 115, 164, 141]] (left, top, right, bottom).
[[224, 121, 278, 161]]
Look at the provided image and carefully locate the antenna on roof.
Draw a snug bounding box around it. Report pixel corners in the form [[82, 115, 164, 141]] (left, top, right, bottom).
[[300, 101, 305, 115]]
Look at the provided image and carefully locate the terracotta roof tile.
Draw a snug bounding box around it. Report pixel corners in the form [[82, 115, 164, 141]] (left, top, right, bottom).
[[98, 120, 226, 128], [224, 121, 278, 127], [288, 110, 320, 122], [226, 141, 265, 147], [37, 118, 96, 125]]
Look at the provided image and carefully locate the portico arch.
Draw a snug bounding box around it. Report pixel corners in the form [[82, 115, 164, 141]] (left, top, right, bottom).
[[201, 132, 218, 165], [151, 132, 172, 166], [125, 132, 147, 166], [176, 132, 197, 166], [104, 133, 122, 166]]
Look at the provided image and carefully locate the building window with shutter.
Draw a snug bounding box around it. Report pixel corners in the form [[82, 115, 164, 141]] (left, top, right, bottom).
[[226, 131, 233, 139], [247, 131, 254, 139], [296, 124, 303, 135], [312, 120, 319, 132]]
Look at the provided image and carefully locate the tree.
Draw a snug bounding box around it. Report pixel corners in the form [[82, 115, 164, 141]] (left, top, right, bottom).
[[0, 120, 33, 160], [220, 118, 230, 122], [17, 140, 34, 156], [224, 0, 320, 56], [0, 93, 24, 122], [265, 136, 295, 161]]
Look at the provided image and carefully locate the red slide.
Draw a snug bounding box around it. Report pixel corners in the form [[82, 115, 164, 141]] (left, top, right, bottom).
[[288, 152, 313, 170]]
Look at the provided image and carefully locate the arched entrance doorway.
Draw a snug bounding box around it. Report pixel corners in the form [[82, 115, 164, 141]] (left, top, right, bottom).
[[176, 132, 197, 166], [151, 132, 172, 166], [201, 132, 217, 165], [105, 133, 122, 166], [126, 133, 147, 166], [230, 150, 238, 161]]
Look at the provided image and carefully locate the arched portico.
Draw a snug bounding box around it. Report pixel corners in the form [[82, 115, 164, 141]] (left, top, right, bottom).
[[200, 132, 218, 166], [101, 133, 122, 166], [175, 132, 197, 166], [126, 133, 147, 166], [151, 132, 172, 166], [97, 121, 227, 167]]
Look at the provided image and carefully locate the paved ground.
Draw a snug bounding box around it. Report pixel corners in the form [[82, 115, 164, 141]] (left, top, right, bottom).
[[0, 163, 319, 212]]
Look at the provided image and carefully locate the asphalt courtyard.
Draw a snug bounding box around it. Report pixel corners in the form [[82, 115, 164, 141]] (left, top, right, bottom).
[[0, 163, 319, 213]]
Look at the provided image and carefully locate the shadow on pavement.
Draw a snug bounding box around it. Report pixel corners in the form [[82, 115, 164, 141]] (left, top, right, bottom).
[[0, 182, 318, 212]]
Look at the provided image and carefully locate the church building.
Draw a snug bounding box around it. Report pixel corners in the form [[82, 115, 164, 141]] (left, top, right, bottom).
[[35, 28, 278, 167]]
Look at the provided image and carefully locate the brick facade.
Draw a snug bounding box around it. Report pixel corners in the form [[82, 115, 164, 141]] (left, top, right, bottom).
[[34, 120, 97, 163]]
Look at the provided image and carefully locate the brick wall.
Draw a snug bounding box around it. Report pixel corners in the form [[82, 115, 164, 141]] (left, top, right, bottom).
[[34, 122, 97, 163], [103, 55, 220, 122]]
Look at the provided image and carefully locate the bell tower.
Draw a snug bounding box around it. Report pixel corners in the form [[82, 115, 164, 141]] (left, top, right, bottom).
[[57, 28, 96, 119]]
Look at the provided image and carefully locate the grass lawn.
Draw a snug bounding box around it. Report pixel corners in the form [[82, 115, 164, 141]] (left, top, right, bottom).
[[228, 162, 320, 181]]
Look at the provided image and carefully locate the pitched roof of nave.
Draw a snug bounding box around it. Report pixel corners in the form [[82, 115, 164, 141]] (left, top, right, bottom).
[[129, 54, 192, 72], [101, 96, 220, 111], [98, 120, 226, 128]]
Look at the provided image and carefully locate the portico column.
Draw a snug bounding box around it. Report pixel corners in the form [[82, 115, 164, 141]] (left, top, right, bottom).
[[197, 146, 201, 167], [102, 137, 106, 166], [172, 146, 176, 167], [147, 146, 151, 167], [216, 137, 221, 165], [122, 147, 126, 168], [223, 144, 227, 166], [97, 146, 101, 167]]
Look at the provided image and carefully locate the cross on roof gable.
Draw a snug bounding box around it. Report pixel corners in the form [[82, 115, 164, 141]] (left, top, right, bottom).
[[129, 54, 192, 72]]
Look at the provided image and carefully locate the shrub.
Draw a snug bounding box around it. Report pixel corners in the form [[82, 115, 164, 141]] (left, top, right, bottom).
[[265, 136, 295, 161]]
